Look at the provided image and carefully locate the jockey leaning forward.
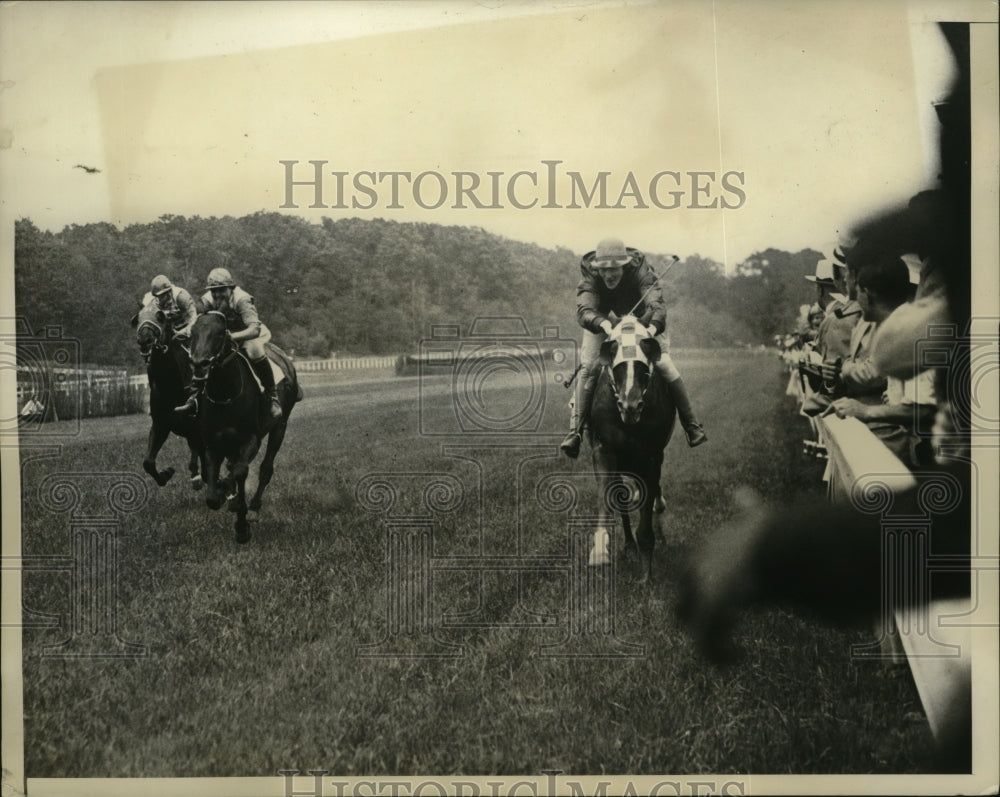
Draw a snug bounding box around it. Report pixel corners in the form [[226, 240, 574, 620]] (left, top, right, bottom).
[[142, 274, 198, 341], [174, 267, 283, 422], [560, 237, 708, 458]]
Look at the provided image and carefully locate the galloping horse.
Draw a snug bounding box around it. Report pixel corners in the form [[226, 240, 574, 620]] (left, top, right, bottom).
[[188, 311, 301, 543], [586, 316, 676, 581], [132, 302, 203, 488]]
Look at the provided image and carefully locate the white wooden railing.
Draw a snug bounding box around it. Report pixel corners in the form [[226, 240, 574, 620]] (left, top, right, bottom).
[[294, 355, 397, 372], [816, 414, 971, 753]]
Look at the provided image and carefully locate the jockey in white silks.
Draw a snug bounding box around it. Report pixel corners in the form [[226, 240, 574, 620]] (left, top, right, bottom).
[[174, 267, 283, 422], [560, 237, 708, 459]]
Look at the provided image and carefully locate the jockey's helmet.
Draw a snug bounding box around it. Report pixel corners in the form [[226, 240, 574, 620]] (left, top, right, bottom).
[[151, 274, 173, 296], [206, 267, 236, 290], [593, 238, 632, 268]]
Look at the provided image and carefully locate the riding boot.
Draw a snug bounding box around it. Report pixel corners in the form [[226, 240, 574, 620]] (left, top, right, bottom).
[[174, 377, 205, 415], [560, 367, 597, 459], [668, 377, 708, 447], [251, 356, 284, 423]]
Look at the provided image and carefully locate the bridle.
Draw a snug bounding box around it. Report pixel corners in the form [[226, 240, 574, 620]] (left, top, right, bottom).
[[193, 311, 243, 405], [136, 319, 167, 363], [604, 321, 653, 410]]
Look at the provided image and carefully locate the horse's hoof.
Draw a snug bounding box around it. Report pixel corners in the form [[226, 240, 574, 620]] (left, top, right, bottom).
[[589, 529, 610, 567], [190, 475, 203, 491], [654, 496, 666, 513]]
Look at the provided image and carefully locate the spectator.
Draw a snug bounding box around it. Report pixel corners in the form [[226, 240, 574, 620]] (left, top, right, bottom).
[[797, 259, 842, 405], [828, 254, 933, 466], [815, 249, 863, 390], [818, 252, 906, 407], [19, 394, 45, 424]]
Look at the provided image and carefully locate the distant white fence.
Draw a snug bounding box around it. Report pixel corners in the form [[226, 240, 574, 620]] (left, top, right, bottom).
[[15, 366, 148, 420], [295, 355, 397, 372]]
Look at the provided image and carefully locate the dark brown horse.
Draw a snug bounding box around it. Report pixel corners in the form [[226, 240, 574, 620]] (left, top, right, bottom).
[[188, 311, 301, 543], [132, 302, 203, 489], [586, 316, 676, 581]]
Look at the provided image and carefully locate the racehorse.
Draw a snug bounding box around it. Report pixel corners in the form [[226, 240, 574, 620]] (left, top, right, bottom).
[[132, 302, 203, 489], [586, 316, 676, 581], [188, 310, 301, 543]]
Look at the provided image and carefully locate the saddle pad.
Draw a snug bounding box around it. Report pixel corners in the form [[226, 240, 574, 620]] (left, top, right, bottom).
[[238, 352, 287, 393], [612, 323, 649, 368]]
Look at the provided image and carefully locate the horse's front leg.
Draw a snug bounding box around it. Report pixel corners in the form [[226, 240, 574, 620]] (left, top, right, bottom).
[[142, 422, 175, 486], [589, 441, 617, 567], [636, 455, 664, 583], [229, 438, 261, 544], [203, 448, 225, 511], [248, 420, 287, 516], [186, 440, 203, 491]]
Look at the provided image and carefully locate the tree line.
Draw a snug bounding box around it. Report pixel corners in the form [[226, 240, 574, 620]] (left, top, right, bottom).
[[14, 213, 822, 368]]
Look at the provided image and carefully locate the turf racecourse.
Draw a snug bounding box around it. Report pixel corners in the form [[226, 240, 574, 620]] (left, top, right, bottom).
[[17, 349, 938, 777]]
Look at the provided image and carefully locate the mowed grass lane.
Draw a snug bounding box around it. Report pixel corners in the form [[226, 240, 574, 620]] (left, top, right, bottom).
[[19, 350, 935, 777]]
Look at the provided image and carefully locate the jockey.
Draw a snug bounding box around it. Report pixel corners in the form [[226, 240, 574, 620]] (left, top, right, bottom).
[[142, 274, 198, 340], [174, 267, 283, 422], [560, 237, 708, 458]]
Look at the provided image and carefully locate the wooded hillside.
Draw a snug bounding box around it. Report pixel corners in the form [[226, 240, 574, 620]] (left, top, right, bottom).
[[14, 213, 822, 367]]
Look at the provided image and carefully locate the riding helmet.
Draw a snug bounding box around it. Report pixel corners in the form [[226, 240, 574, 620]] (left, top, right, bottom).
[[150, 274, 174, 296], [206, 267, 236, 289]]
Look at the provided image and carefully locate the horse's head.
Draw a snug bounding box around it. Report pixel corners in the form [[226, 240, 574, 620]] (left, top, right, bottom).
[[189, 311, 234, 381], [132, 303, 168, 362], [600, 316, 661, 425]]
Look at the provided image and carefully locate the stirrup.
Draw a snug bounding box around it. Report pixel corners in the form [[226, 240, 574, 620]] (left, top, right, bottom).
[[560, 431, 582, 459], [685, 425, 708, 448], [268, 395, 283, 420]]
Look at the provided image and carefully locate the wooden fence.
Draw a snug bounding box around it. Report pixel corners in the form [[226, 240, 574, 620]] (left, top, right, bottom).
[[14, 355, 401, 421], [15, 367, 148, 421], [783, 340, 973, 758], [295, 355, 397, 372]]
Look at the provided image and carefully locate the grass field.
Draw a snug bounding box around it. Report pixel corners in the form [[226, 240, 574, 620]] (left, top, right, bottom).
[[17, 349, 938, 778]]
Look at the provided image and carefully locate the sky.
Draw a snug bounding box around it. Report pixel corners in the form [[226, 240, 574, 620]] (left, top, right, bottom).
[[0, 0, 992, 270]]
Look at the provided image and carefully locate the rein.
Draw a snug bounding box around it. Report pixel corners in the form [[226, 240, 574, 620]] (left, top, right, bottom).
[[202, 343, 245, 405], [605, 360, 652, 406]]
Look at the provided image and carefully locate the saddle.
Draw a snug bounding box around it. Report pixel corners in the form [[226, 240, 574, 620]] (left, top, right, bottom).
[[235, 350, 286, 392]]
